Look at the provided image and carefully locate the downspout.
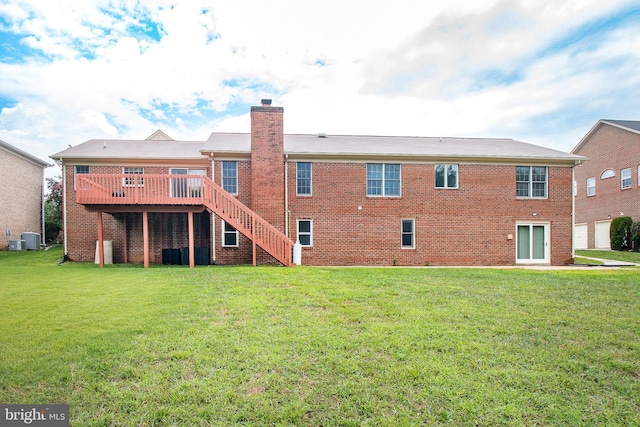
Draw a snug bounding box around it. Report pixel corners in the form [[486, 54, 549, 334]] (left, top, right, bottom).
[[41, 166, 45, 247], [62, 163, 68, 256], [210, 156, 216, 263], [571, 162, 578, 259], [284, 154, 289, 238]]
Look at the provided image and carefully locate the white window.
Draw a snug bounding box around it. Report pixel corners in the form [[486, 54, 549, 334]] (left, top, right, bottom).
[[586, 177, 595, 196], [222, 161, 238, 195], [74, 165, 89, 190], [516, 166, 547, 198], [401, 219, 415, 249], [123, 167, 144, 187], [296, 162, 312, 196], [297, 219, 313, 247], [435, 164, 458, 188], [222, 221, 238, 247], [621, 168, 631, 189], [367, 164, 401, 196], [516, 223, 549, 263], [600, 169, 615, 179]]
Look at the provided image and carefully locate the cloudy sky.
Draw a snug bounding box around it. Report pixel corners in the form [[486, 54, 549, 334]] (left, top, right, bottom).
[[1, 0, 639, 177]]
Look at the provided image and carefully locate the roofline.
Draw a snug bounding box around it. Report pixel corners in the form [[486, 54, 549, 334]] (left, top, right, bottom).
[[0, 139, 52, 168], [199, 149, 584, 165], [572, 120, 640, 153], [50, 157, 210, 166], [601, 120, 640, 135], [287, 153, 583, 165]]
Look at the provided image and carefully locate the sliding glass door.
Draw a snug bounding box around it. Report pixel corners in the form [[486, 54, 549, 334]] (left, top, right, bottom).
[[517, 223, 549, 263], [170, 168, 206, 198]]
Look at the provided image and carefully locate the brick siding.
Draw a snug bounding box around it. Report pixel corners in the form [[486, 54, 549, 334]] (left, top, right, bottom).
[[574, 124, 640, 248], [61, 109, 576, 266], [285, 161, 573, 266], [250, 106, 285, 232], [0, 149, 44, 248]]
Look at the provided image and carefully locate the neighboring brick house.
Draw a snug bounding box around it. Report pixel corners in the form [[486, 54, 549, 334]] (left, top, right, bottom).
[[0, 139, 50, 248], [51, 101, 584, 267], [571, 120, 640, 249]]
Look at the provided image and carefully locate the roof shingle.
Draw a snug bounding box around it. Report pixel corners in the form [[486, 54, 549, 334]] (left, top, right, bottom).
[[203, 133, 584, 162]]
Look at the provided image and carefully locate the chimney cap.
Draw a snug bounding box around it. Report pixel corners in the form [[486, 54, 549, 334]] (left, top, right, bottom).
[[261, 99, 272, 106]]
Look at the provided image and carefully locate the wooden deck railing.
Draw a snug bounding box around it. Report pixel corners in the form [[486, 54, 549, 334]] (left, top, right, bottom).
[[77, 174, 293, 266]]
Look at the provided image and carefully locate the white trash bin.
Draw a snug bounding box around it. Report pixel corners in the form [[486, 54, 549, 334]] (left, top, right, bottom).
[[95, 240, 113, 264], [292, 241, 302, 266]]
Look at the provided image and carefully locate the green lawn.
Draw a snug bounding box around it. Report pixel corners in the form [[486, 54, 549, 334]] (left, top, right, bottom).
[[1, 248, 639, 426], [576, 249, 640, 264]]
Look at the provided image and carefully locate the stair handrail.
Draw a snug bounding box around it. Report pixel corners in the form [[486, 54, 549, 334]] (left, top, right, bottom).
[[200, 176, 293, 266]]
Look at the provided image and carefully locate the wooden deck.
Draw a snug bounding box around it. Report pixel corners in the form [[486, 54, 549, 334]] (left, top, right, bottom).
[[77, 174, 293, 267]]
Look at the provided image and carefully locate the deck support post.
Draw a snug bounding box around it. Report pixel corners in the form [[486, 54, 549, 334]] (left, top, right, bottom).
[[252, 215, 257, 266], [143, 211, 149, 268], [123, 214, 128, 264], [97, 211, 104, 268], [188, 211, 195, 269]]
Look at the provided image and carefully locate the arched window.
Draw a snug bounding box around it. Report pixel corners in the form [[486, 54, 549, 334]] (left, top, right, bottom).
[[600, 169, 615, 179]]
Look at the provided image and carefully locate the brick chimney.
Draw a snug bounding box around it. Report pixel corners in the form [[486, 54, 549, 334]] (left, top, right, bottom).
[[250, 100, 285, 233]]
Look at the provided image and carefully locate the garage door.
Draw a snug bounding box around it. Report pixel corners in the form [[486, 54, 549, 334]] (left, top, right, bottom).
[[594, 221, 611, 249], [574, 224, 588, 249]]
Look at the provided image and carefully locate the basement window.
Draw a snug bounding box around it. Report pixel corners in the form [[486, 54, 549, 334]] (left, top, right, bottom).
[[401, 219, 415, 249], [297, 219, 313, 247], [222, 221, 238, 247]]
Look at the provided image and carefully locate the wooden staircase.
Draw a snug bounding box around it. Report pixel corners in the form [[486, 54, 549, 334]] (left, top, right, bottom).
[[200, 176, 293, 266], [76, 174, 293, 266]]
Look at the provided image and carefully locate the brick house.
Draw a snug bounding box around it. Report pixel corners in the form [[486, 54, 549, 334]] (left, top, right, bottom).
[[571, 120, 640, 249], [0, 139, 50, 249], [51, 100, 584, 267]]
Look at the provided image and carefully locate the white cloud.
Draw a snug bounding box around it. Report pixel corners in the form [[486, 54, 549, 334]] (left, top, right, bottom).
[[0, 0, 638, 178]]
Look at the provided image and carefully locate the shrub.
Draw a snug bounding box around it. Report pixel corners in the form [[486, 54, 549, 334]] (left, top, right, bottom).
[[610, 216, 633, 251], [631, 222, 640, 250]]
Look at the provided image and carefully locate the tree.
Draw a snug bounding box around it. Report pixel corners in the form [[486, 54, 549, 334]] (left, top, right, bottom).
[[44, 176, 63, 244]]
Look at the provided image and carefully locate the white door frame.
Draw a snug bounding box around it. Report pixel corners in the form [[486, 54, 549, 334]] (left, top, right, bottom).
[[515, 221, 550, 264]]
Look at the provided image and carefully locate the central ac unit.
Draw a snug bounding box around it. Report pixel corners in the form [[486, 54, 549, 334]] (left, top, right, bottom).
[[21, 232, 41, 250], [9, 240, 24, 251]]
